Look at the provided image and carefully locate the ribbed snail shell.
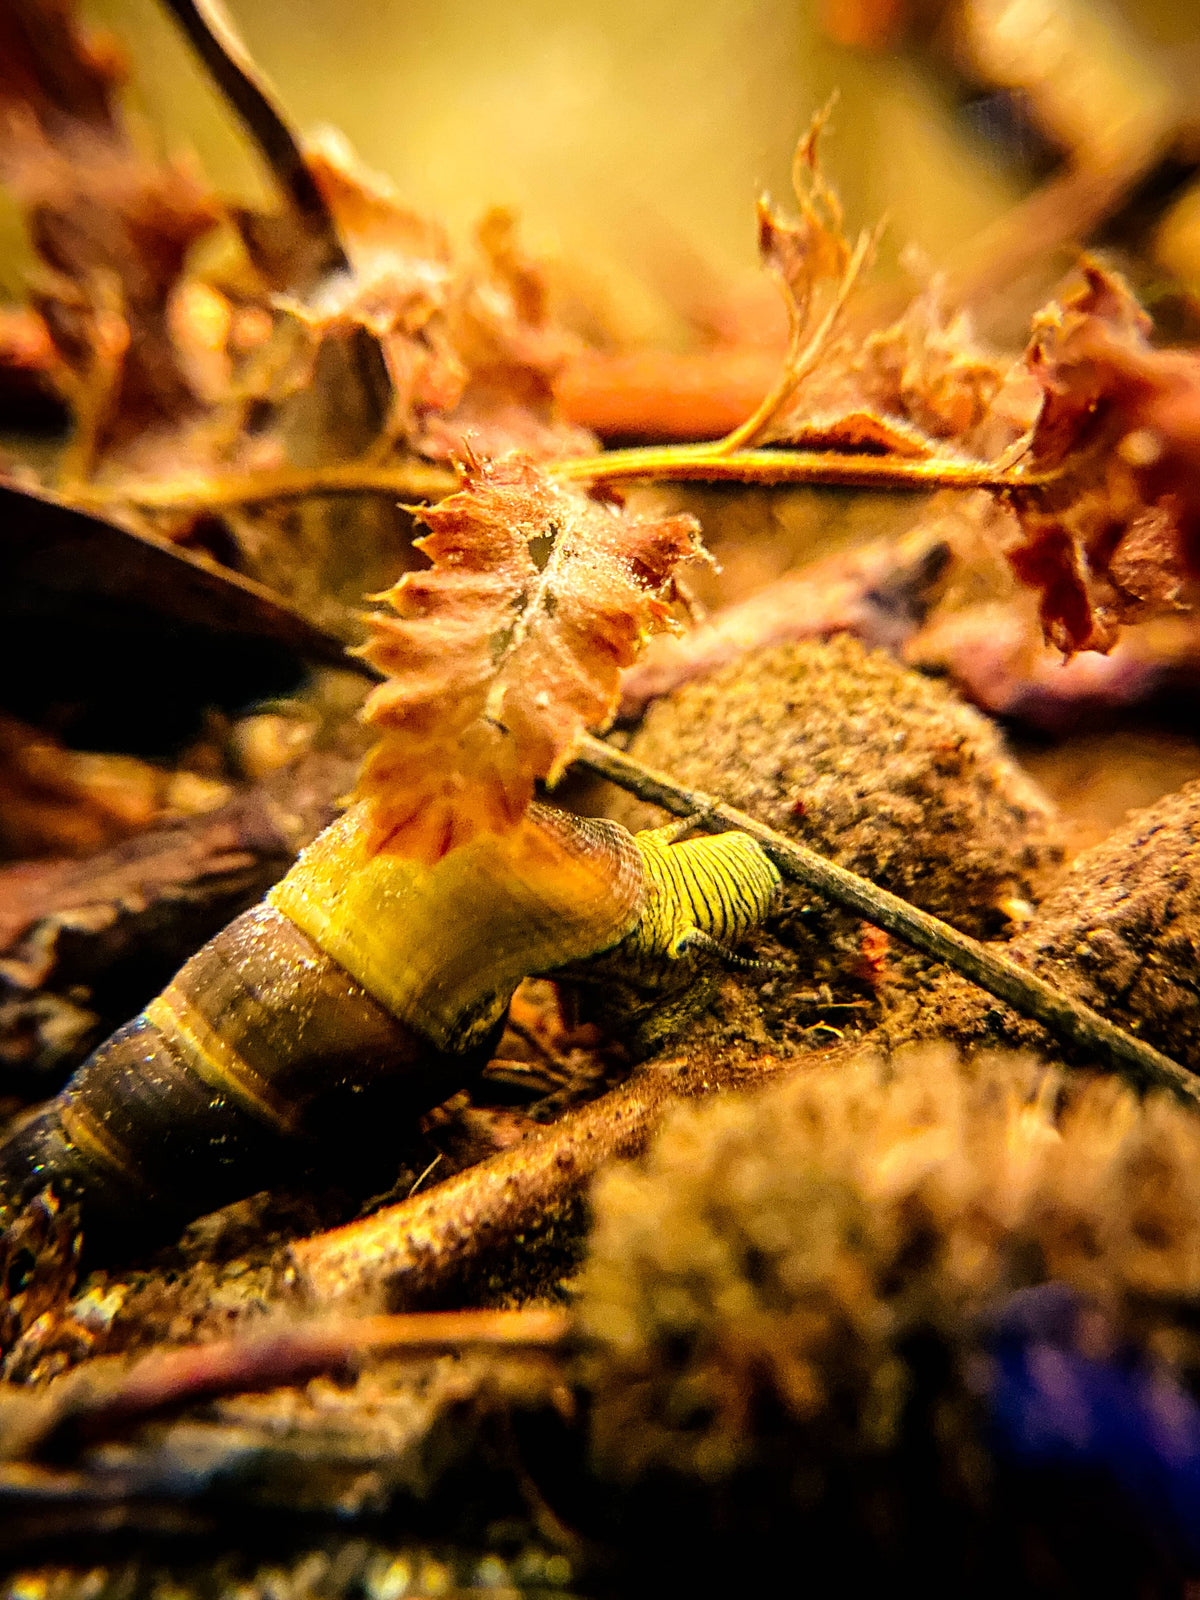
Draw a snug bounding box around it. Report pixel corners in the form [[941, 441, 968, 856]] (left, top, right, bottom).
[[0, 802, 646, 1245]]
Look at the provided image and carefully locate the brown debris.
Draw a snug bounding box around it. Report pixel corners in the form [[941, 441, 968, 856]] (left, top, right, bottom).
[[0, 1191, 80, 1357], [579, 1043, 1200, 1590], [0, 792, 295, 1085], [284, 141, 594, 467], [5, 1307, 567, 1459], [0, 0, 220, 467], [900, 490, 1200, 735], [0, 304, 61, 425], [0, 1541, 579, 1597], [715, 111, 1029, 467], [0, 1339, 558, 1528], [0, 713, 215, 861]]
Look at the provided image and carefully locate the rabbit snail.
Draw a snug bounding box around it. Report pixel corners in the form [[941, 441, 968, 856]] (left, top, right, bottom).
[[0, 802, 781, 1247]]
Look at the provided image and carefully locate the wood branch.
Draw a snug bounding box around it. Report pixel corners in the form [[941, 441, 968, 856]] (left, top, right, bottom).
[[288, 1047, 811, 1310]]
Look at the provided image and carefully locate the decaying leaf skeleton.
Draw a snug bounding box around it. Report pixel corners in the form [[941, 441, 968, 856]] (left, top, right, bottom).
[[0, 799, 780, 1247]]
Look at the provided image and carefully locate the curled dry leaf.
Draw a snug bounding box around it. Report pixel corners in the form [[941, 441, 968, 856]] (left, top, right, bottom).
[[765, 282, 1028, 460], [356, 454, 704, 861], [1003, 262, 1200, 654], [724, 105, 877, 452], [734, 109, 1020, 467], [762, 104, 852, 326], [285, 134, 592, 464]]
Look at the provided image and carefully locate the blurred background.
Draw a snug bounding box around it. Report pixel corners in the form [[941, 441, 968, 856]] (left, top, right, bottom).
[[44, 0, 1200, 348]]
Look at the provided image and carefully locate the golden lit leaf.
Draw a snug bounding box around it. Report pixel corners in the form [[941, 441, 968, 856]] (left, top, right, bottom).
[[356, 454, 704, 861]]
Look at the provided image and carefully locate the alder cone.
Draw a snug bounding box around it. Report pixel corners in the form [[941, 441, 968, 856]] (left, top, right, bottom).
[[579, 1047, 1200, 1594], [897, 779, 1200, 1074], [1009, 782, 1200, 1069], [612, 634, 1063, 939]]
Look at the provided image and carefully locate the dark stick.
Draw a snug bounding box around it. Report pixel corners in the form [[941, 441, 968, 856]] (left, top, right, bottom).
[[573, 733, 1200, 1105], [159, 0, 348, 277]]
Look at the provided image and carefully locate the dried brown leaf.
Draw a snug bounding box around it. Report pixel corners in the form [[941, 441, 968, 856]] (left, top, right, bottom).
[[424, 206, 595, 462], [724, 107, 876, 452], [356, 454, 703, 861], [723, 106, 1022, 468], [724, 107, 1031, 467], [763, 280, 1025, 460], [762, 103, 851, 323], [1003, 262, 1200, 654], [283, 137, 591, 465], [287, 132, 464, 428]]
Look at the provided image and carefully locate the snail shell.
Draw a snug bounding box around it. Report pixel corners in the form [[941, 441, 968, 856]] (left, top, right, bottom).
[[0, 802, 645, 1245]]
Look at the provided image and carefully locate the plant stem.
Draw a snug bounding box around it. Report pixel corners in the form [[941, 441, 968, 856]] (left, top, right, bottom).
[[717, 225, 876, 454], [550, 445, 1033, 491], [71, 445, 1042, 517], [74, 459, 458, 513], [572, 734, 1199, 1105]]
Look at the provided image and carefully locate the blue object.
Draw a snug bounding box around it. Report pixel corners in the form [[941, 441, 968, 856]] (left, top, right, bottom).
[[987, 1282, 1200, 1565]]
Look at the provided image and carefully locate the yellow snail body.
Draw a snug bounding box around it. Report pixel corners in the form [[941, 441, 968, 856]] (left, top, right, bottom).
[[0, 804, 780, 1245]]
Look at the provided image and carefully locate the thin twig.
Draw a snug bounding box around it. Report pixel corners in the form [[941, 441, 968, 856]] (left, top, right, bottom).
[[160, 0, 347, 279], [571, 734, 1200, 1105], [15, 1309, 570, 1458]]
